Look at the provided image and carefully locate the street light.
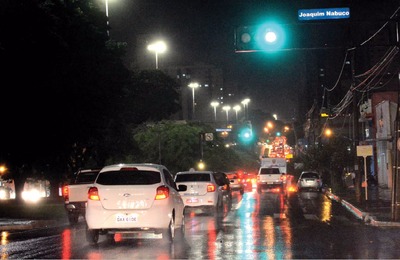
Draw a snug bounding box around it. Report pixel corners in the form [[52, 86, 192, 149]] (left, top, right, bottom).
[[147, 41, 167, 69], [222, 105, 231, 125], [188, 82, 199, 120], [211, 101, 219, 122], [241, 98, 250, 120], [233, 105, 241, 123], [104, 0, 111, 36]]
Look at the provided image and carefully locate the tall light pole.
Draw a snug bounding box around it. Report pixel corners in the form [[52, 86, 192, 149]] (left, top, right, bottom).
[[241, 98, 250, 120], [211, 101, 219, 122], [233, 105, 241, 123], [188, 82, 199, 120], [147, 41, 167, 69], [104, 0, 110, 36], [222, 105, 231, 125]]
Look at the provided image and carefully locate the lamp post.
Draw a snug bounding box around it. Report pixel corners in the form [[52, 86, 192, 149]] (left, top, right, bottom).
[[211, 101, 219, 122], [241, 98, 250, 120], [188, 82, 199, 120], [222, 105, 231, 125], [233, 105, 241, 123], [104, 0, 110, 36], [147, 41, 167, 69]]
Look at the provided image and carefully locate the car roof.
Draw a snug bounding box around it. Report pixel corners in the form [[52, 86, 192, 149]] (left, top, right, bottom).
[[100, 163, 168, 173], [176, 171, 213, 175]]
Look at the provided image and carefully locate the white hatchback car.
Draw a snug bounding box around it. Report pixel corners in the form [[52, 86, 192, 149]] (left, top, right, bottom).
[[85, 163, 186, 245], [174, 170, 231, 215]]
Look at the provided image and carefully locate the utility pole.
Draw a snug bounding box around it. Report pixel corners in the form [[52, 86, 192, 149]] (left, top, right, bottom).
[[351, 50, 362, 203], [392, 11, 400, 221]]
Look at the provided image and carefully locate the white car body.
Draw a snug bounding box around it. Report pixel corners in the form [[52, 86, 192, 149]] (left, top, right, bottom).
[[85, 163, 186, 244], [174, 170, 226, 214]]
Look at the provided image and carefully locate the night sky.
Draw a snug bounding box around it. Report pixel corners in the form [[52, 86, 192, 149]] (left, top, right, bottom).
[[105, 0, 398, 121]]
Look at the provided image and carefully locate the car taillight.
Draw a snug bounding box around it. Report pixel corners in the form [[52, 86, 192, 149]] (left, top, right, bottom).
[[207, 184, 216, 192], [155, 186, 170, 200], [281, 175, 287, 181], [62, 185, 69, 200], [88, 187, 100, 201]]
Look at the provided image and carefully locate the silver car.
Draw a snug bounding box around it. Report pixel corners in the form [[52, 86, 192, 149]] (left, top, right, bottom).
[[174, 170, 230, 215], [297, 171, 323, 192]]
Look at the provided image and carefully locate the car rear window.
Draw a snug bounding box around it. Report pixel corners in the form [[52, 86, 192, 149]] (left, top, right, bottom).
[[301, 172, 319, 179], [74, 171, 100, 184], [260, 168, 280, 175], [175, 173, 211, 182], [96, 170, 161, 185]]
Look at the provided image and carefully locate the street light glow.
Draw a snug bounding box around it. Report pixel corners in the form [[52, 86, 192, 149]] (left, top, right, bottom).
[[233, 105, 241, 123], [188, 82, 200, 120], [147, 41, 167, 69], [222, 105, 231, 124], [241, 98, 250, 120], [211, 101, 219, 122]]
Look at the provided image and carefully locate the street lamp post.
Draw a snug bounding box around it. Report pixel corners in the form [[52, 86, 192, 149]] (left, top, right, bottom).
[[211, 101, 219, 122], [222, 105, 231, 125], [233, 105, 241, 123], [241, 98, 250, 120], [147, 41, 167, 69], [104, 0, 110, 36], [188, 82, 199, 120]]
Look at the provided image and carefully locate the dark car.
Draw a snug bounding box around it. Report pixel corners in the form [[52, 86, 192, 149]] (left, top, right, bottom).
[[212, 172, 232, 211], [226, 172, 245, 195]]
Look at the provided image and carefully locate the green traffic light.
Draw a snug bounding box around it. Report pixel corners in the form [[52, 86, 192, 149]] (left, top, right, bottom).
[[235, 22, 287, 52]]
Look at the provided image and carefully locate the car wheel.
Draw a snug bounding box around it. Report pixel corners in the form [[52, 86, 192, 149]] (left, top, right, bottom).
[[240, 188, 244, 195], [162, 218, 174, 243], [68, 213, 79, 225], [86, 226, 99, 245]]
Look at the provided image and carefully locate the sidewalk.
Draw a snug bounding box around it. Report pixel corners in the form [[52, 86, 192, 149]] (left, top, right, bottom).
[[326, 184, 400, 227]]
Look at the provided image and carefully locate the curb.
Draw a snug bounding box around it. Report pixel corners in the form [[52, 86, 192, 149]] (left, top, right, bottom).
[[325, 192, 400, 227], [0, 219, 61, 231]]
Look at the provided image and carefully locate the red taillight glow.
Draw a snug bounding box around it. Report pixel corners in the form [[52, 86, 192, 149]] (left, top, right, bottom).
[[62, 185, 69, 200], [88, 187, 100, 201], [207, 184, 216, 192], [155, 186, 170, 200]]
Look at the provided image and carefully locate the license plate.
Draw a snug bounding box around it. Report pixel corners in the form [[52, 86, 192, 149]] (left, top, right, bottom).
[[116, 214, 138, 223], [186, 198, 198, 203]]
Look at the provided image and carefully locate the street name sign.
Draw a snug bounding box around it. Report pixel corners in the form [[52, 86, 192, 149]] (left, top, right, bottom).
[[298, 8, 350, 21]]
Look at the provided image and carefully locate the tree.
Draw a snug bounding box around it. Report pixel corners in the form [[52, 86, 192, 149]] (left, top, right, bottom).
[[131, 121, 254, 174], [0, 0, 130, 193]]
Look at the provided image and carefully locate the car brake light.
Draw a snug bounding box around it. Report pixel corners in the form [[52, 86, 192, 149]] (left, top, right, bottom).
[[62, 185, 69, 200], [207, 184, 216, 192], [155, 186, 169, 200], [88, 187, 100, 201]]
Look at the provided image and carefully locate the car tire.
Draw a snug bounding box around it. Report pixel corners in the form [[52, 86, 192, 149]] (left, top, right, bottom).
[[68, 213, 79, 225], [162, 218, 174, 243], [240, 188, 244, 195], [86, 226, 99, 245]]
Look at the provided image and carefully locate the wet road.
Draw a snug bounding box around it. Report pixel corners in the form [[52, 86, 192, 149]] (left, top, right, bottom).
[[1, 189, 400, 259]]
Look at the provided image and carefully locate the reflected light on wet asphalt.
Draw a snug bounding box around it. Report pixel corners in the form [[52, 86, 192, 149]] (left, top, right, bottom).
[[1, 231, 9, 259]]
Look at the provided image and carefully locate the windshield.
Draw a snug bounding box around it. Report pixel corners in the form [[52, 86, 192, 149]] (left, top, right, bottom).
[[260, 168, 280, 175]]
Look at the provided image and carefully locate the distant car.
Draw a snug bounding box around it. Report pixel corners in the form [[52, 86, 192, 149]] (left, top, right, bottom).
[[174, 170, 232, 214], [243, 173, 257, 190], [85, 163, 186, 245], [297, 171, 323, 192], [226, 172, 244, 195]]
